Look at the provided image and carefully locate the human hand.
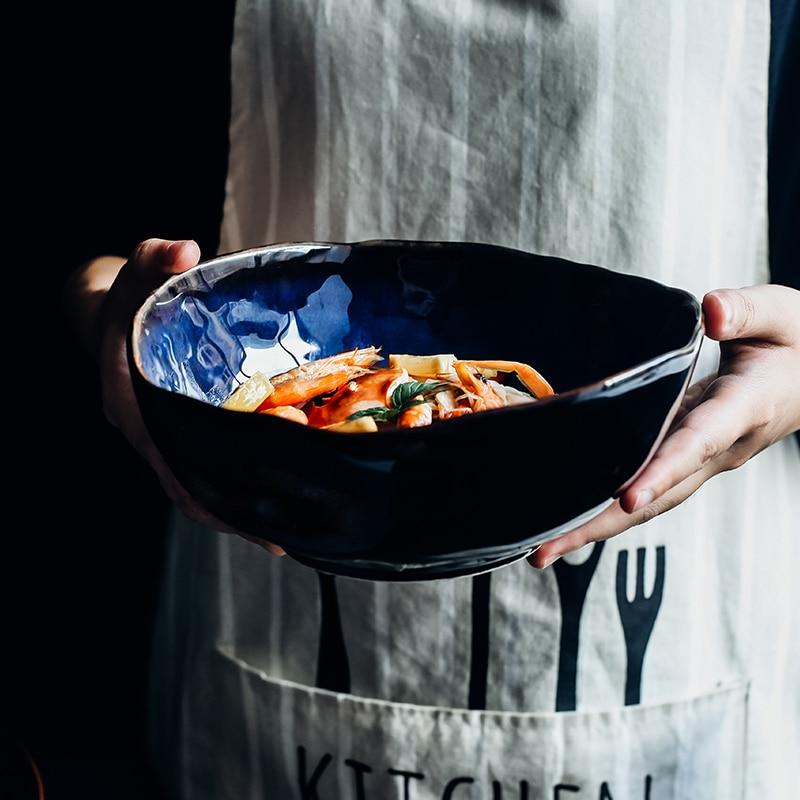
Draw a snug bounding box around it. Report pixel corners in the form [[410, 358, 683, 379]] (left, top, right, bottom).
[[85, 238, 285, 555], [529, 284, 800, 569]]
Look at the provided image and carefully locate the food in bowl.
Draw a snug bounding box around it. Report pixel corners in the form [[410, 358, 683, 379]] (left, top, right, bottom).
[[222, 347, 555, 431]]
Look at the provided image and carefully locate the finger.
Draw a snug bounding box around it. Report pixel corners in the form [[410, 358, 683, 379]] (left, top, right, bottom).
[[528, 501, 633, 568], [122, 238, 201, 295], [242, 538, 287, 557], [116, 237, 200, 295], [129, 238, 201, 275], [619, 377, 752, 513], [529, 462, 714, 568], [703, 285, 800, 346], [103, 239, 201, 337], [671, 374, 715, 428]]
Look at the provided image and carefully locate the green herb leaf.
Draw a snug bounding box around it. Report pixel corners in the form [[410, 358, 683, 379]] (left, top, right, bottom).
[[390, 381, 450, 410], [347, 406, 401, 422], [347, 381, 450, 424]]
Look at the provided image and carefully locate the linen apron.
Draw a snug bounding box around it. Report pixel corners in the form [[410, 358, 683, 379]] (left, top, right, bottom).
[[150, 2, 800, 798]]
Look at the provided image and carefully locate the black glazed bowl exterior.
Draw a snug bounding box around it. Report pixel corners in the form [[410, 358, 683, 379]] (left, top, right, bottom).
[[130, 241, 702, 580]]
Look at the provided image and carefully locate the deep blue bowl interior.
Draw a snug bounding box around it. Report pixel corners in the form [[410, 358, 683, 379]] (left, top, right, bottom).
[[138, 242, 696, 406], [131, 241, 702, 579]]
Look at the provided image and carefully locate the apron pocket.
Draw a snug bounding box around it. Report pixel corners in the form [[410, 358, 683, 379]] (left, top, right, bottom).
[[192, 645, 748, 800]]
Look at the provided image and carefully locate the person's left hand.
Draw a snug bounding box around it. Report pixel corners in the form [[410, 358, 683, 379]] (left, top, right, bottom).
[[528, 284, 800, 569]]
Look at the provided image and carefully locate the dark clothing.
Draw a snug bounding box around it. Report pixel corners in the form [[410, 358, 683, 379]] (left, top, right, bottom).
[[769, 0, 800, 291]]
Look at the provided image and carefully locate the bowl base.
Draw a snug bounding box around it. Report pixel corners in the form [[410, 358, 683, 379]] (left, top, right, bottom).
[[284, 497, 614, 581], [288, 548, 534, 582]]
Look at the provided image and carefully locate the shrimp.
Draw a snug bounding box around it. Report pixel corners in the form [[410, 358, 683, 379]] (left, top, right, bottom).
[[442, 407, 473, 419], [259, 405, 309, 425], [398, 403, 433, 428], [454, 359, 554, 399], [453, 362, 506, 412], [259, 347, 382, 409], [305, 369, 408, 427]]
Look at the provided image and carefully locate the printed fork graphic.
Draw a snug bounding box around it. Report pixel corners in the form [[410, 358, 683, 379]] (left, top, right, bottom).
[[615, 546, 666, 705]]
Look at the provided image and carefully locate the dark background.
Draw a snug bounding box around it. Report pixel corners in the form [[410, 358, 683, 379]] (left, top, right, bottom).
[[6, 3, 235, 798], [5, 1, 797, 798]]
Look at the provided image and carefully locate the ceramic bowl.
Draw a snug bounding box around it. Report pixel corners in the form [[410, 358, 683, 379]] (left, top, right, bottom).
[[130, 241, 702, 580]]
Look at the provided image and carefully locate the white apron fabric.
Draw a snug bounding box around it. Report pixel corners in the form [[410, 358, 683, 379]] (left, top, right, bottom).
[[150, 2, 800, 798]]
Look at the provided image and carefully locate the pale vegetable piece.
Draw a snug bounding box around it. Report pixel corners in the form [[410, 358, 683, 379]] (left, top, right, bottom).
[[487, 381, 536, 407], [389, 353, 457, 377], [388, 353, 497, 380], [500, 385, 536, 406], [324, 417, 379, 433], [260, 405, 309, 424], [434, 388, 458, 416], [222, 372, 274, 412]]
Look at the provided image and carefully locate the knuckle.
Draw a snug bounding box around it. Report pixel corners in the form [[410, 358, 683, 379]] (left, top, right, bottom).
[[131, 238, 162, 267], [720, 448, 748, 472], [686, 424, 718, 465], [720, 434, 764, 472], [701, 433, 719, 464], [750, 398, 776, 433], [561, 537, 585, 556], [565, 529, 593, 554], [639, 503, 660, 524], [639, 496, 669, 524], [736, 292, 757, 335], [131, 239, 152, 264]]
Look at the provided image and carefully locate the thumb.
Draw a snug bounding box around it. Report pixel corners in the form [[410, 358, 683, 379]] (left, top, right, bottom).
[[97, 238, 201, 363], [108, 238, 201, 322], [127, 238, 201, 288], [703, 285, 799, 346]]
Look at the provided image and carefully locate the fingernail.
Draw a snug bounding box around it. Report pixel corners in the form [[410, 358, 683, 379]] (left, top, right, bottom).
[[632, 488, 654, 512], [715, 292, 734, 329], [166, 240, 188, 254], [541, 554, 561, 569]]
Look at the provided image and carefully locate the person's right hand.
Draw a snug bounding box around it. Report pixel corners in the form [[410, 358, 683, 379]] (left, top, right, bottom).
[[81, 238, 286, 555]]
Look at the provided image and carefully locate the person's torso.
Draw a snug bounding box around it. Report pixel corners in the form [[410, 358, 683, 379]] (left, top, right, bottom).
[[150, 2, 800, 798]]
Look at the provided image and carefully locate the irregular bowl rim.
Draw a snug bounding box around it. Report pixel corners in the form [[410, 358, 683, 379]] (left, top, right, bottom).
[[130, 240, 704, 437]]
